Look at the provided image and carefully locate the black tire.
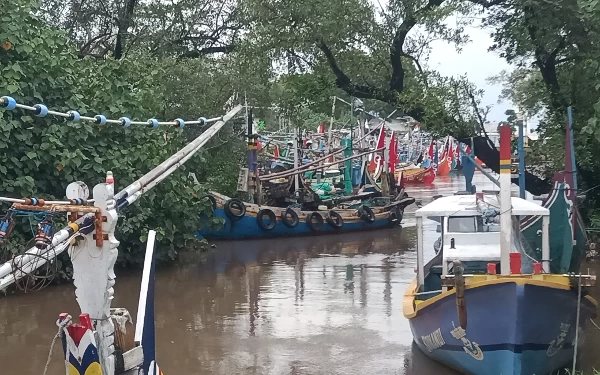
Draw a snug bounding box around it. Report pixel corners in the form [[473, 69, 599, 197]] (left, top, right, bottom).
[[281, 207, 299, 228], [306, 212, 324, 231], [388, 209, 399, 225], [326, 210, 344, 229], [257, 209, 277, 230], [360, 205, 376, 224], [224, 198, 246, 221]]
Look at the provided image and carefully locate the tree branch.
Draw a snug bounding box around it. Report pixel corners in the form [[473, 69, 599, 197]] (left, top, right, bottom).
[[318, 41, 397, 103], [389, 0, 444, 92], [466, 0, 507, 8], [178, 44, 235, 58]]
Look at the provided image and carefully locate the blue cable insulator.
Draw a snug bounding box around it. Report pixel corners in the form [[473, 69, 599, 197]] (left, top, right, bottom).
[[67, 110, 80, 122], [95, 115, 107, 126], [198, 117, 208, 126], [34, 104, 49, 117], [147, 118, 159, 128], [119, 117, 131, 127], [0, 96, 16, 110], [173, 118, 185, 128], [31, 197, 38, 205]]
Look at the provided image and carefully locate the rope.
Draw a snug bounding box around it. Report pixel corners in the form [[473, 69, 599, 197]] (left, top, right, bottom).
[[43, 315, 72, 375], [0, 95, 221, 129]]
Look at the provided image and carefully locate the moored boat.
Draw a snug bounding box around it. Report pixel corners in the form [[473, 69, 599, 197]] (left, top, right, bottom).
[[198, 191, 414, 240], [403, 125, 597, 375]]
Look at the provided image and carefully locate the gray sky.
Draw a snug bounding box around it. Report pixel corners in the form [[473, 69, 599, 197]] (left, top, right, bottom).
[[427, 20, 514, 123]]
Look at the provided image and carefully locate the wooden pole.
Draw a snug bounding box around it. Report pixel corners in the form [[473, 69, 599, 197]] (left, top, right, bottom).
[[259, 147, 347, 181], [262, 148, 385, 181]]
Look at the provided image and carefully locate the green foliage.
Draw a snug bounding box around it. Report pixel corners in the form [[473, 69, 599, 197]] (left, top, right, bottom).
[[0, 0, 247, 269]]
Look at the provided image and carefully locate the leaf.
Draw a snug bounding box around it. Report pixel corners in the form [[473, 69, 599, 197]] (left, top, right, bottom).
[[26, 151, 36, 159], [6, 84, 18, 93]]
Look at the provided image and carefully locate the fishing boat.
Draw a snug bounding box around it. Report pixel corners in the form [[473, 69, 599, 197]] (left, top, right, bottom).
[[396, 163, 436, 185], [198, 190, 414, 240], [403, 126, 597, 375]]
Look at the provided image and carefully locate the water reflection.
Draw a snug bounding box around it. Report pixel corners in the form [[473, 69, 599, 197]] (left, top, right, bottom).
[[1, 172, 600, 374]]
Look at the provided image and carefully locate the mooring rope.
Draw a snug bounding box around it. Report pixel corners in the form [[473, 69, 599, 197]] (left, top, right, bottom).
[[43, 315, 72, 375], [0, 95, 221, 128]]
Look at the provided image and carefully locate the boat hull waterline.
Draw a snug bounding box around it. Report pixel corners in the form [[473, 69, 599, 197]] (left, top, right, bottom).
[[198, 206, 394, 240]]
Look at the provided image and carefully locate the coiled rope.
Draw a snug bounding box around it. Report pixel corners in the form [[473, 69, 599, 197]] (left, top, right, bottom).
[[0, 95, 222, 128]]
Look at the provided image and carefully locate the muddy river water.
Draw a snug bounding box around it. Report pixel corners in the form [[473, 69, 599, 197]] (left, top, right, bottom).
[[1, 172, 599, 374]]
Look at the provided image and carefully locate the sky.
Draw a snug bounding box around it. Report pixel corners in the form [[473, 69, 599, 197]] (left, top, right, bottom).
[[426, 19, 514, 123]]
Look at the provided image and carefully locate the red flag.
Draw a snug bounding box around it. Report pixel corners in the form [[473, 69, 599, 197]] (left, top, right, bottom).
[[427, 140, 434, 159], [273, 145, 280, 158], [389, 132, 398, 174], [368, 125, 386, 172], [317, 122, 326, 133]]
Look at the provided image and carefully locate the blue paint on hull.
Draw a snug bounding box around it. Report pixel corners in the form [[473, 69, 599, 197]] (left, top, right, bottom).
[[198, 207, 393, 240], [409, 282, 595, 375]]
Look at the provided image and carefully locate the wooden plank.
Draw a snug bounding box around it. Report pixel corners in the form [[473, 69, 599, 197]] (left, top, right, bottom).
[[122, 346, 144, 371]]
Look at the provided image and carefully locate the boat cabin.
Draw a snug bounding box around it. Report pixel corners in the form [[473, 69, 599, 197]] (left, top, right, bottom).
[[414, 194, 550, 299]]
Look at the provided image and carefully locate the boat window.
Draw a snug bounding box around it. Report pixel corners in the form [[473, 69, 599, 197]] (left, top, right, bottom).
[[447, 217, 476, 233]]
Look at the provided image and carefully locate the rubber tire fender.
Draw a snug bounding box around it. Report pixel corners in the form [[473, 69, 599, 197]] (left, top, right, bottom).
[[281, 207, 299, 228], [257, 208, 277, 230], [326, 210, 344, 229], [360, 205, 376, 224], [306, 211, 324, 231], [224, 198, 246, 221]]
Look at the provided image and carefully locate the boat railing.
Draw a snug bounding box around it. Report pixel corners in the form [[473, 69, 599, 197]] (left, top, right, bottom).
[[440, 273, 597, 287]]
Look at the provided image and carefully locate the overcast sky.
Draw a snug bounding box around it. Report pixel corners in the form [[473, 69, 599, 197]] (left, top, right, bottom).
[[426, 19, 514, 123]]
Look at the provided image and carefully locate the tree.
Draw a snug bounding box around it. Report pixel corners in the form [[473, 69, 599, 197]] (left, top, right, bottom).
[[0, 0, 252, 269], [39, 0, 241, 59]]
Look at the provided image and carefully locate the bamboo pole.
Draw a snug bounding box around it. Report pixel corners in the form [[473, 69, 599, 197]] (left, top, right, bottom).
[[259, 147, 347, 181], [261, 148, 385, 181], [115, 105, 243, 202]]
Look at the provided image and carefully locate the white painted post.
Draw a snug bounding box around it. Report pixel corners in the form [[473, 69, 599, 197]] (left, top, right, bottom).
[[542, 215, 550, 273], [416, 216, 425, 290], [135, 230, 156, 344], [499, 126, 513, 275], [70, 179, 119, 375]]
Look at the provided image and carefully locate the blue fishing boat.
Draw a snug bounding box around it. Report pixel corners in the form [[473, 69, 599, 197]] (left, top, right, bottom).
[[198, 191, 413, 240], [403, 125, 597, 375]]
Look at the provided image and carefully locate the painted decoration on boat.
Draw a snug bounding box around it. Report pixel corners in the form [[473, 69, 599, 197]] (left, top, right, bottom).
[[60, 314, 103, 375]]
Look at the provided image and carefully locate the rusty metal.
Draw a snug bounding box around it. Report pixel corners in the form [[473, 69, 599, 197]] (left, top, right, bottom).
[[94, 211, 103, 247], [453, 261, 467, 329], [12, 203, 99, 213]]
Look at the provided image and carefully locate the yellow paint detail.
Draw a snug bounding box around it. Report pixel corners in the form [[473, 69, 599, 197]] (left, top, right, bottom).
[[402, 275, 598, 319], [68, 362, 103, 375], [499, 159, 511, 165], [84, 362, 103, 375], [500, 169, 511, 174]]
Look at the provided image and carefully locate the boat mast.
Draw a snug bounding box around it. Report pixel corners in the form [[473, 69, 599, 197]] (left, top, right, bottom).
[[499, 125, 513, 275]]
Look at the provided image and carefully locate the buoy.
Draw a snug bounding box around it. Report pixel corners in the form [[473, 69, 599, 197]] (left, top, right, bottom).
[[0, 96, 16, 110], [67, 110, 80, 122], [119, 117, 131, 127], [33, 104, 48, 117], [95, 115, 107, 126]]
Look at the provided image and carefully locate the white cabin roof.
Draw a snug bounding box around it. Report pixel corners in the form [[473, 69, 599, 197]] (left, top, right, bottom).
[[415, 194, 549, 217]]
